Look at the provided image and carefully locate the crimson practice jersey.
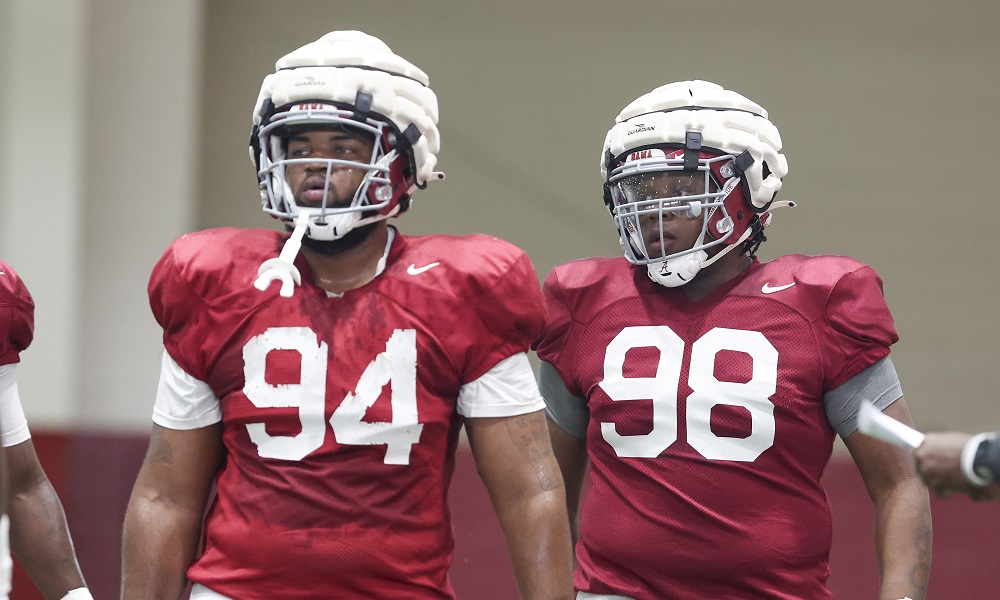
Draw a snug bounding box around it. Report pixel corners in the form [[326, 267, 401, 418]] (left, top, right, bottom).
[[534, 254, 897, 599], [149, 227, 544, 599], [0, 260, 34, 366]]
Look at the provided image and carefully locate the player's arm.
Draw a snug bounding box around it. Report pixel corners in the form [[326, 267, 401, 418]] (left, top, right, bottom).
[[466, 410, 573, 600], [121, 351, 225, 600], [459, 352, 573, 600], [121, 423, 222, 600], [0, 422, 8, 600], [0, 363, 89, 599], [843, 397, 931, 600], [538, 360, 589, 546], [6, 439, 87, 600]]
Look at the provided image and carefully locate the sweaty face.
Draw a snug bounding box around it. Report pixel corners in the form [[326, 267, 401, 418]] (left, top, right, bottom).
[[283, 128, 377, 209], [616, 171, 715, 259]]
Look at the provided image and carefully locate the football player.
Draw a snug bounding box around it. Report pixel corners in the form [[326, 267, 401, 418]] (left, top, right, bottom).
[[120, 31, 572, 599], [0, 260, 92, 600], [534, 81, 931, 599]]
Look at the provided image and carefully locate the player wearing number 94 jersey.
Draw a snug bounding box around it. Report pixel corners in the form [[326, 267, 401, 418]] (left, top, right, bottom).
[[122, 31, 572, 600], [534, 81, 931, 600]]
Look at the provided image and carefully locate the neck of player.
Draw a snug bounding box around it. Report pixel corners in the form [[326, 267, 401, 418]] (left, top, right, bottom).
[[301, 221, 390, 295]]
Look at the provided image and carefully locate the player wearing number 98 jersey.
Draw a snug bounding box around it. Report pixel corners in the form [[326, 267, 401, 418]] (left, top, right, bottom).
[[122, 31, 572, 600], [535, 81, 931, 600]]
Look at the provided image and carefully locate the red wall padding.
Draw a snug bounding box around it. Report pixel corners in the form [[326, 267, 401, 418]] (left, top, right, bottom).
[[13, 431, 1000, 599]]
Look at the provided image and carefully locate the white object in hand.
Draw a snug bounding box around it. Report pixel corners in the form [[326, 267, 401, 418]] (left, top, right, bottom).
[[857, 400, 925, 449]]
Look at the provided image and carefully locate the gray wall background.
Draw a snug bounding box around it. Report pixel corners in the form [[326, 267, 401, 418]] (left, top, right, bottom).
[[2, 0, 999, 437]]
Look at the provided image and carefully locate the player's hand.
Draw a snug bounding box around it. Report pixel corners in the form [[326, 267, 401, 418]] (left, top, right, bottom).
[[913, 431, 1000, 502], [967, 481, 1000, 502], [914, 432, 981, 497]]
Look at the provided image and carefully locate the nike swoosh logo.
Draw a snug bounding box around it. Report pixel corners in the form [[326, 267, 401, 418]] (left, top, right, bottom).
[[761, 282, 795, 294], [407, 262, 440, 276]]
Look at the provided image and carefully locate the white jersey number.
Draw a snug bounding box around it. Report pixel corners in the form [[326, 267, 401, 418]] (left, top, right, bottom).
[[599, 326, 777, 461], [242, 327, 423, 465]]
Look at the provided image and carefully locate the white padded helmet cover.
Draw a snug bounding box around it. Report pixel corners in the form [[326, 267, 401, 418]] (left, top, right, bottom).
[[602, 80, 787, 209], [252, 31, 440, 184]]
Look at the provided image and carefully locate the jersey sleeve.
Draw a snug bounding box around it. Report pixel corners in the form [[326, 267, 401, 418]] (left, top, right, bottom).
[[532, 266, 584, 398], [464, 250, 546, 382], [153, 350, 223, 429], [148, 241, 214, 380], [819, 264, 898, 391], [0, 263, 35, 366], [456, 352, 544, 418]]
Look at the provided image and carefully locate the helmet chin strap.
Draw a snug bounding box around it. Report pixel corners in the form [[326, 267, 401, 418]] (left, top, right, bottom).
[[646, 200, 795, 288], [305, 212, 360, 241], [645, 227, 751, 288], [252, 204, 403, 298], [646, 249, 708, 287]]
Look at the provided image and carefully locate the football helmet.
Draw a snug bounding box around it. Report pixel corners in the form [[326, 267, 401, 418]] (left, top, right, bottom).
[[601, 80, 789, 287], [250, 30, 442, 241]]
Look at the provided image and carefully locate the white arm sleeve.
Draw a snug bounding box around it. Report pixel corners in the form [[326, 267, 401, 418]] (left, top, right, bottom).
[[153, 350, 222, 429], [456, 352, 545, 418], [0, 364, 30, 447]]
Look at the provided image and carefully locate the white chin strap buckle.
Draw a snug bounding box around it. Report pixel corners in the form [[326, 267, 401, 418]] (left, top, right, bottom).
[[647, 250, 707, 288], [254, 211, 310, 298]]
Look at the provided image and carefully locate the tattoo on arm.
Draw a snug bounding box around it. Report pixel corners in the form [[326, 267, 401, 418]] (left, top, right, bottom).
[[504, 413, 557, 491], [146, 433, 174, 466], [909, 506, 932, 597]]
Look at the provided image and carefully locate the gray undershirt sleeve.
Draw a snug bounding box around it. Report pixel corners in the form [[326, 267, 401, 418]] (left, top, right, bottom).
[[825, 356, 903, 438], [538, 360, 589, 439]]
